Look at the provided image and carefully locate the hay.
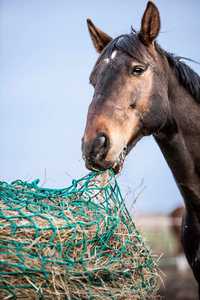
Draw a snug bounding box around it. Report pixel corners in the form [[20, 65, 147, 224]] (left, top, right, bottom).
[[0, 171, 160, 299]]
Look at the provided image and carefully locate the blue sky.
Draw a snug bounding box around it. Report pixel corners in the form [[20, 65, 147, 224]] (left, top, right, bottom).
[[1, 0, 200, 213]]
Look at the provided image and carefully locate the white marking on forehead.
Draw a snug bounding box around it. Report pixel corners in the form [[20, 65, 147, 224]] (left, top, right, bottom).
[[104, 58, 110, 64], [111, 50, 117, 60], [103, 50, 118, 64]]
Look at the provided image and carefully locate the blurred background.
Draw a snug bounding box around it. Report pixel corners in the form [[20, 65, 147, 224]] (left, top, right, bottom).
[[1, 1, 200, 298]]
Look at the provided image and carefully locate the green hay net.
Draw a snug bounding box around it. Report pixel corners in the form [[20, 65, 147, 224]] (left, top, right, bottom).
[[0, 171, 159, 299]]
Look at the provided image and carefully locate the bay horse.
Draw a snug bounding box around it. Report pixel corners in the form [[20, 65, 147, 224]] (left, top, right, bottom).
[[82, 1, 200, 295]]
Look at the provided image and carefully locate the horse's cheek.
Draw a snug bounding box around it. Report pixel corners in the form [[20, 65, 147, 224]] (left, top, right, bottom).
[[141, 94, 167, 134]]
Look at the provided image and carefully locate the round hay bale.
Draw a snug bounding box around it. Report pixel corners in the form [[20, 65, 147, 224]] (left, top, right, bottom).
[[0, 171, 160, 299]]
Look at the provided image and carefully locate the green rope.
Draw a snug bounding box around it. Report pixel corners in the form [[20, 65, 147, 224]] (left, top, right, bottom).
[[0, 170, 159, 299]]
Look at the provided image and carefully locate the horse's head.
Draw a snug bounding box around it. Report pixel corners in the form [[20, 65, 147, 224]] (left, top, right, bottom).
[[82, 1, 170, 173]]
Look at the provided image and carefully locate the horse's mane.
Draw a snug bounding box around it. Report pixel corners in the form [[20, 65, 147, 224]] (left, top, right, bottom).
[[100, 32, 200, 104], [156, 44, 200, 103]]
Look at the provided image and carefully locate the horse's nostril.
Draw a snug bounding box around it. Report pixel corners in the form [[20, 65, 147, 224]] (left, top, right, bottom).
[[92, 133, 109, 160], [94, 134, 107, 148], [94, 133, 108, 149]]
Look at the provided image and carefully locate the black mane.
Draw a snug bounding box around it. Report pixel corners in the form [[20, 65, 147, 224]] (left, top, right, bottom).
[[100, 32, 200, 103], [156, 44, 200, 103]]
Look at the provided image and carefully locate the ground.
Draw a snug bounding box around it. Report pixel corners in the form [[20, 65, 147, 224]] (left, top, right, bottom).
[[135, 214, 199, 300], [159, 266, 198, 299]]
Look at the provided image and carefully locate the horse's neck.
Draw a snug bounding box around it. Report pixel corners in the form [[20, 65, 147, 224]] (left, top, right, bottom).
[[154, 79, 200, 280], [155, 78, 200, 212], [156, 64, 200, 288]]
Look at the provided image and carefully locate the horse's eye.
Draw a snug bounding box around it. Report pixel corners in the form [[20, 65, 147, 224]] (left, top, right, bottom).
[[131, 65, 146, 76]]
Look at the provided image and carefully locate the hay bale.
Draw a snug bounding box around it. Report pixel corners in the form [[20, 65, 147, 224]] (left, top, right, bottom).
[[0, 171, 160, 299]]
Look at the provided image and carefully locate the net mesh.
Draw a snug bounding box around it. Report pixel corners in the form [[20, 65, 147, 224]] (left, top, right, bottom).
[[0, 171, 159, 299]]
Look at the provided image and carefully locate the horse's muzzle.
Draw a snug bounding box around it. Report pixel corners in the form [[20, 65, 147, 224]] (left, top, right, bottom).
[[82, 132, 112, 171]]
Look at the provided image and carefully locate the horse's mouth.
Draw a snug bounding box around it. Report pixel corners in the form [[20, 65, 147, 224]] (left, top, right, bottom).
[[84, 135, 140, 174], [83, 147, 127, 174], [112, 147, 127, 174], [112, 135, 141, 174]]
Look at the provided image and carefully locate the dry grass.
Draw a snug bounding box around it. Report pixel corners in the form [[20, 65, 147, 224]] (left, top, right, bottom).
[[0, 172, 160, 299]]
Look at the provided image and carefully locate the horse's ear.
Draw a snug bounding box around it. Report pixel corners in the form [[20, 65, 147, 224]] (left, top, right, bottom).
[[139, 1, 160, 46], [87, 19, 112, 53]]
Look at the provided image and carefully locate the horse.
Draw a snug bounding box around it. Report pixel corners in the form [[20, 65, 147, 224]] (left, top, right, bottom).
[[81, 1, 200, 295], [169, 206, 189, 272]]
